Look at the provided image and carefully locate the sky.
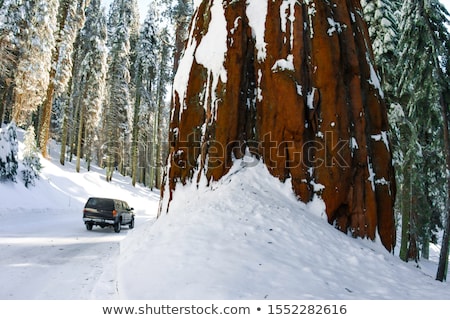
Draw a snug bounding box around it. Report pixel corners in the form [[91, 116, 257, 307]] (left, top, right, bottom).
[[101, 0, 150, 22]]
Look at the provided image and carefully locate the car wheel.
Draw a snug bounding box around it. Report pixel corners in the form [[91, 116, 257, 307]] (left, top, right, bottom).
[[114, 221, 121, 233], [129, 217, 135, 229], [86, 223, 93, 231]]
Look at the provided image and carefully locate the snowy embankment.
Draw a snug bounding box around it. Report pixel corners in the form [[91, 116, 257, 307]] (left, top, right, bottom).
[[1, 133, 449, 299], [119, 157, 450, 300]]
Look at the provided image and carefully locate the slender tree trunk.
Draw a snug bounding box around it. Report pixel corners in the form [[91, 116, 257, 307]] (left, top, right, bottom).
[[75, 98, 85, 173], [69, 86, 81, 163], [59, 110, 69, 165], [149, 112, 158, 190], [422, 235, 430, 260], [38, 72, 56, 157], [131, 66, 142, 186], [408, 204, 419, 262], [0, 88, 8, 125], [400, 165, 411, 261], [150, 80, 162, 190]]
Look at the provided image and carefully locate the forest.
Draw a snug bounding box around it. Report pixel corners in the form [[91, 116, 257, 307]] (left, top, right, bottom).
[[0, 0, 449, 281]]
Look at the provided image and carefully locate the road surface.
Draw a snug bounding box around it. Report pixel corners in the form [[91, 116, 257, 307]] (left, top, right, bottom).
[[0, 207, 151, 299]]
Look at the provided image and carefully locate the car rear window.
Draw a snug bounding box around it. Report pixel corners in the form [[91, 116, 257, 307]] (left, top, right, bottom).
[[85, 198, 114, 210]]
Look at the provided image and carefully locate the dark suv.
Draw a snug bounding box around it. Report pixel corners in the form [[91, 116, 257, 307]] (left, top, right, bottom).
[[83, 197, 135, 233]]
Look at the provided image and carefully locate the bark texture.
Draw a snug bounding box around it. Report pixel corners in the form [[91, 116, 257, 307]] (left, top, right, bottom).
[[161, 0, 396, 251]]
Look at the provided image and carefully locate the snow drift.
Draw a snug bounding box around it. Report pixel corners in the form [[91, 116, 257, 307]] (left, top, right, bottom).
[[118, 156, 450, 299]]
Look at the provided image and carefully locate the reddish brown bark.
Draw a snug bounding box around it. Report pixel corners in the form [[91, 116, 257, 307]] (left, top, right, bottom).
[[161, 0, 396, 251]]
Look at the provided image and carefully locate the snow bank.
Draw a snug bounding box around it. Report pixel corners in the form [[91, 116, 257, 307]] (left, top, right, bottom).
[[118, 158, 450, 299]]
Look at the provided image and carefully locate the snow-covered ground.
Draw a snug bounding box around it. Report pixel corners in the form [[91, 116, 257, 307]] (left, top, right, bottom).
[[1, 131, 450, 300], [0, 133, 159, 299]]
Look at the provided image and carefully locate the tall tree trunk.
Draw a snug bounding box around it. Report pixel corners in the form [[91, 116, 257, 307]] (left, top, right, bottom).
[[59, 97, 69, 165], [131, 66, 142, 187], [75, 96, 85, 173], [0, 87, 9, 125], [38, 71, 56, 158], [160, 0, 396, 251], [399, 165, 411, 261], [150, 67, 164, 190], [149, 110, 158, 190]]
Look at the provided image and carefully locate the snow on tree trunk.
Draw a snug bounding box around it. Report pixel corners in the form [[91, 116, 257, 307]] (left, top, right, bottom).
[[161, 0, 396, 251]]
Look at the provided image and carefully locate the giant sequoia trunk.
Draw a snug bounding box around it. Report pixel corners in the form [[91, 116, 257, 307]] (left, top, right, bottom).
[[161, 0, 396, 251]]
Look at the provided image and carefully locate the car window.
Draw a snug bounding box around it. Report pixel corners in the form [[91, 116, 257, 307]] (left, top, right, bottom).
[[86, 198, 114, 210]]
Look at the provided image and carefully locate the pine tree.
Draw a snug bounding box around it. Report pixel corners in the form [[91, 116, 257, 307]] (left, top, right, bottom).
[[0, 1, 18, 110], [0, 0, 29, 124], [10, 0, 58, 126], [130, 1, 176, 188], [59, 32, 82, 166], [0, 30, 16, 125], [103, 0, 139, 181], [396, 0, 450, 278], [0, 122, 18, 182], [21, 125, 42, 187], [131, 5, 158, 186], [152, 27, 172, 189], [172, 0, 193, 71], [361, 0, 401, 103], [363, 0, 420, 261], [75, 0, 108, 172]]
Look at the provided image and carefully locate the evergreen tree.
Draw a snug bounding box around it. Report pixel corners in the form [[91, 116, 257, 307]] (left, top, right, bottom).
[[171, 0, 193, 71], [361, 0, 401, 103], [75, 0, 108, 172], [21, 125, 42, 187], [0, 0, 29, 124], [0, 0, 19, 111], [0, 122, 18, 182], [10, 0, 58, 126], [363, 0, 422, 261], [102, 0, 139, 181], [130, 1, 176, 188], [131, 5, 158, 186], [151, 27, 172, 189], [0, 30, 16, 125], [396, 0, 450, 279], [59, 33, 82, 166]]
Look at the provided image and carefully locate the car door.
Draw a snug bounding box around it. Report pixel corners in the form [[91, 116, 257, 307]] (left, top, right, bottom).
[[120, 200, 131, 224]]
